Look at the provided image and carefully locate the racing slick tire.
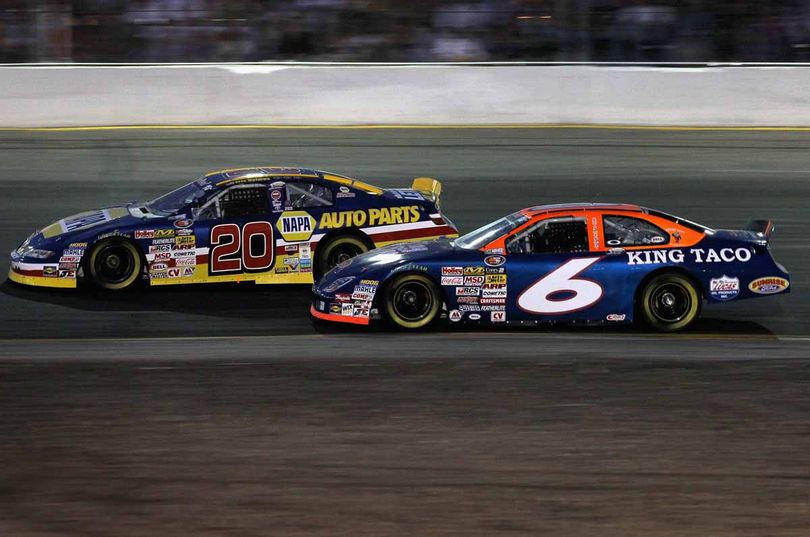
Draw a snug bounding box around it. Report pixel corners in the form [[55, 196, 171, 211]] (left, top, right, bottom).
[[382, 273, 442, 330], [315, 234, 371, 278], [84, 239, 143, 291], [639, 273, 702, 332]]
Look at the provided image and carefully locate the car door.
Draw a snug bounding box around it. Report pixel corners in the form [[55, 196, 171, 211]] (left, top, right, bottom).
[[502, 213, 611, 323], [193, 183, 276, 281], [275, 179, 336, 274]]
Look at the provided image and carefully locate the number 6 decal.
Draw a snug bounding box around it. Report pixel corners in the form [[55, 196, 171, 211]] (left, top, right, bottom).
[[210, 221, 274, 274], [517, 257, 603, 314]]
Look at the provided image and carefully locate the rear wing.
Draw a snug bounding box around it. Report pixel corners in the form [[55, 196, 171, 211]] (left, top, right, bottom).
[[411, 177, 442, 208], [745, 219, 774, 240]]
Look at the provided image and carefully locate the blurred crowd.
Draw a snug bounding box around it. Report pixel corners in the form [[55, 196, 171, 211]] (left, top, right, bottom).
[[2, 0, 810, 63]]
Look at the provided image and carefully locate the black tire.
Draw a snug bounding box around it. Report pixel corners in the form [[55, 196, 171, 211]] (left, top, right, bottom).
[[382, 273, 442, 330], [84, 239, 143, 291], [638, 273, 702, 332], [314, 234, 371, 278]]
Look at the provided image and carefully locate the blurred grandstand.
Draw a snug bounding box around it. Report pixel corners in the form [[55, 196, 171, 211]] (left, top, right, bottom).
[[1, 0, 810, 63]]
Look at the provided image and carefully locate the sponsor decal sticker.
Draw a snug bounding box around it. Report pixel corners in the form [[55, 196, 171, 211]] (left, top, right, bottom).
[[59, 255, 82, 263], [62, 248, 85, 257], [455, 287, 480, 296], [463, 266, 485, 276], [151, 262, 168, 271], [457, 296, 479, 304], [606, 314, 626, 322], [173, 218, 193, 229], [485, 274, 507, 284], [59, 269, 76, 279], [175, 236, 195, 246], [176, 229, 194, 236], [341, 303, 354, 316], [627, 248, 752, 266], [149, 244, 171, 253], [441, 276, 464, 286], [336, 186, 355, 198], [43, 266, 58, 277], [448, 309, 462, 322], [468, 313, 482, 321], [491, 311, 506, 322], [276, 211, 316, 242], [710, 275, 740, 301], [154, 229, 175, 238], [175, 257, 196, 267], [285, 244, 299, 253], [441, 267, 463, 277], [330, 303, 342, 314], [464, 276, 485, 286], [748, 277, 789, 295], [319, 205, 421, 229], [152, 238, 175, 245], [484, 255, 506, 267]]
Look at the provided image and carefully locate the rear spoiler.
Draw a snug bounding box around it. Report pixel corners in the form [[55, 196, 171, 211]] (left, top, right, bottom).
[[411, 177, 442, 206], [745, 219, 774, 240]]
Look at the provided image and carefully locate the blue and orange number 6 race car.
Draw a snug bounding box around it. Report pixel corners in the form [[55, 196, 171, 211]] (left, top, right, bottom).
[[9, 167, 458, 290], [312, 203, 790, 332]]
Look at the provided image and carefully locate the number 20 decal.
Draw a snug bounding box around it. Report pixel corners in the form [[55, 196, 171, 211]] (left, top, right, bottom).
[[517, 257, 603, 314], [210, 222, 275, 274]]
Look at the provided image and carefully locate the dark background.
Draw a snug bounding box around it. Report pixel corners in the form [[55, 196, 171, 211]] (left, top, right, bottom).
[[3, 0, 810, 63]]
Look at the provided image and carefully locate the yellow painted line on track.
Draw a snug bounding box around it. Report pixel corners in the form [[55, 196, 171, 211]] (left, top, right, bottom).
[[3, 124, 810, 133]]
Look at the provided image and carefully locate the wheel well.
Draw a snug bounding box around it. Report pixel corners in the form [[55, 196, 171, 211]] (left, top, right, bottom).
[[376, 270, 448, 312], [83, 236, 147, 276], [315, 228, 374, 254], [634, 267, 705, 309]]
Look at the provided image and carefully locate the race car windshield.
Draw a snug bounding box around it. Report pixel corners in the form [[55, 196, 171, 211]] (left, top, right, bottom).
[[146, 180, 209, 216], [455, 212, 529, 249]]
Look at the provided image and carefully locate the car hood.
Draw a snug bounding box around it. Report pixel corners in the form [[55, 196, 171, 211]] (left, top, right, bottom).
[[36, 206, 137, 240]]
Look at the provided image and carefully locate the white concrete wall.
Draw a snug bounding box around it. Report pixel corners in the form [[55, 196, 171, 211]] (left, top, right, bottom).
[[1, 63, 808, 127]]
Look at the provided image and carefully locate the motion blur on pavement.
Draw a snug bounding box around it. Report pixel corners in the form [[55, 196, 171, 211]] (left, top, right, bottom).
[[3, 0, 810, 63]]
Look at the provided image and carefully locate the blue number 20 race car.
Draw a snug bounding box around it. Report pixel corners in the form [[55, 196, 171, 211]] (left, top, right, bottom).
[[312, 203, 790, 332], [9, 167, 458, 290]]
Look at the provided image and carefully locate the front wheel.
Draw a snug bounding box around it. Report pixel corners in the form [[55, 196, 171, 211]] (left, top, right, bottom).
[[382, 273, 442, 330], [639, 273, 702, 332], [315, 234, 371, 278], [85, 239, 143, 291]]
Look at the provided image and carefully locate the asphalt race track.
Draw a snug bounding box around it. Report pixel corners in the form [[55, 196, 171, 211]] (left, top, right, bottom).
[[1, 128, 809, 536]]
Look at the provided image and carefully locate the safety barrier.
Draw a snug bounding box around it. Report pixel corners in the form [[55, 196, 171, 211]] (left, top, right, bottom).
[[1, 63, 808, 127]]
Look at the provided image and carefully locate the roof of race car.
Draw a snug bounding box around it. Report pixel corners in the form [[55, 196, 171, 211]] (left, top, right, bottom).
[[523, 203, 642, 216], [201, 167, 384, 194]]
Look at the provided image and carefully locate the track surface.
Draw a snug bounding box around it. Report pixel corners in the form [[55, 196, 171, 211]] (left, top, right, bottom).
[[1, 128, 809, 535]]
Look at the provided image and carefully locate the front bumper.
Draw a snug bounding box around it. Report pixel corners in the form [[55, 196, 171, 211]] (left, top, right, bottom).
[[310, 295, 371, 326], [8, 265, 77, 289]]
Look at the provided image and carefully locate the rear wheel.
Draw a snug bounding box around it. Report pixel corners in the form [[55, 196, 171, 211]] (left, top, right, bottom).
[[85, 239, 142, 291], [639, 273, 701, 332], [315, 234, 371, 278], [382, 273, 442, 330]]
